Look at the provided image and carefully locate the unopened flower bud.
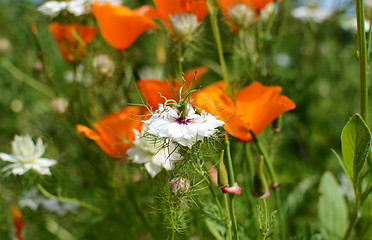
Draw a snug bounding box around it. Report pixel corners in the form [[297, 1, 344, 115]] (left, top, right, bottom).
[[10, 99, 23, 113], [34, 61, 43, 73], [51, 97, 69, 114], [228, 4, 255, 30], [170, 13, 199, 39], [92, 54, 115, 77], [218, 150, 229, 187], [0, 37, 12, 54], [170, 177, 190, 196], [253, 156, 270, 199]]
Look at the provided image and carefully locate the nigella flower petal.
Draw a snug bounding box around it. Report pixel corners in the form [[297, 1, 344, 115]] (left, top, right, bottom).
[[0, 153, 17, 162]]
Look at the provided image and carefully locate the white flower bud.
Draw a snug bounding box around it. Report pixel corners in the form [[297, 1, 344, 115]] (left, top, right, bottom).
[[228, 4, 255, 30], [92, 54, 115, 77], [170, 13, 199, 39], [51, 97, 69, 114], [0, 37, 12, 54]]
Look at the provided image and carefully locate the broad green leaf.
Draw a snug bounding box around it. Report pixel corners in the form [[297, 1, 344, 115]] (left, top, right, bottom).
[[318, 172, 348, 240], [341, 114, 371, 186]]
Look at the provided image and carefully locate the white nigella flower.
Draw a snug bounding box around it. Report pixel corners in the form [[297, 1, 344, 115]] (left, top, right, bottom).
[[292, 5, 332, 23], [228, 4, 255, 30], [127, 129, 182, 178], [0, 135, 57, 175], [38, 0, 91, 17], [170, 13, 199, 39], [144, 104, 224, 148], [19, 188, 78, 216], [92, 54, 115, 77]]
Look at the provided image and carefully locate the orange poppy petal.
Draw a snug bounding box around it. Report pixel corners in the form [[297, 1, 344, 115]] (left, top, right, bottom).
[[248, 0, 279, 11], [184, 66, 209, 88], [137, 80, 179, 110], [92, 2, 156, 51], [77, 106, 146, 158], [154, 0, 208, 24], [49, 23, 97, 63]]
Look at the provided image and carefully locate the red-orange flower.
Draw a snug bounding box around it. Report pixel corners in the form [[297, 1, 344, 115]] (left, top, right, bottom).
[[219, 0, 280, 17], [154, 0, 208, 24], [92, 2, 157, 51], [10, 206, 24, 240], [77, 106, 148, 159], [137, 66, 208, 110], [248, 0, 280, 11], [194, 81, 295, 142], [49, 23, 97, 64]]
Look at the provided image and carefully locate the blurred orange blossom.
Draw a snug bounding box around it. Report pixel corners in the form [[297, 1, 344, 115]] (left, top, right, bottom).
[[153, 0, 209, 28], [219, 0, 281, 14], [194, 81, 295, 142], [92, 2, 157, 51], [49, 23, 97, 64], [137, 66, 208, 110], [76, 106, 148, 159]]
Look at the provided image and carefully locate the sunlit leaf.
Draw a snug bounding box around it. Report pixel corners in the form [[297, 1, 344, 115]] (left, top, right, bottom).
[[318, 172, 348, 240], [341, 114, 371, 186]]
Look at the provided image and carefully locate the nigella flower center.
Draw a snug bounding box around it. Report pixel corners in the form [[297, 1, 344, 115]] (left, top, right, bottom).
[[175, 116, 192, 125]]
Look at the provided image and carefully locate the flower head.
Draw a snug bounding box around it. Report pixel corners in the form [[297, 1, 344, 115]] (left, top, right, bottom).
[[0, 135, 57, 175], [194, 81, 295, 142], [170, 177, 191, 195], [77, 106, 147, 159], [153, 0, 208, 38], [49, 23, 97, 64], [38, 0, 90, 17], [127, 128, 182, 177], [144, 103, 224, 148], [92, 2, 157, 51], [92, 54, 115, 77]]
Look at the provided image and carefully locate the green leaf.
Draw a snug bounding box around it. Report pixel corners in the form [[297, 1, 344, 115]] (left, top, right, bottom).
[[205, 218, 225, 240], [331, 149, 350, 180], [318, 172, 348, 240], [341, 114, 371, 186]]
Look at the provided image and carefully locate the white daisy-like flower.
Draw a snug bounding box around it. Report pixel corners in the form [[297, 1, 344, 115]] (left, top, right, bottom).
[[292, 5, 332, 23], [19, 188, 78, 216], [38, 0, 89, 17], [127, 128, 182, 178], [144, 104, 224, 148], [0, 135, 57, 175], [38, 0, 123, 17]]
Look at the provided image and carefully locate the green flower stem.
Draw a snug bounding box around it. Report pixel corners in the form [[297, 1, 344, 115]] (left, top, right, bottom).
[[224, 194, 232, 240], [119, 51, 132, 104], [229, 195, 239, 240], [1, 59, 54, 98], [249, 130, 286, 239], [343, 189, 361, 240], [356, 0, 368, 123], [260, 199, 268, 240], [367, 8, 372, 61], [225, 136, 239, 240], [249, 130, 277, 184], [36, 184, 101, 214], [30, 26, 56, 89], [245, 143, 255, 177], [206, 0, 230, 90], [192, 163, 224, 216]]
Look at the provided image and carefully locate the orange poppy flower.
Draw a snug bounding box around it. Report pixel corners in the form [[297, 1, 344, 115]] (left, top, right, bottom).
[[248, 0, 280, 11], [153, 0, 209, 27], [194, 81, 295, 142], [49, 23, 97, 64], [76, 106, 148, 159], [219, 0, 280, 17], [10, 206, 24, 240], [92, 2, 157, 51], [137, 66, 208, 110]]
